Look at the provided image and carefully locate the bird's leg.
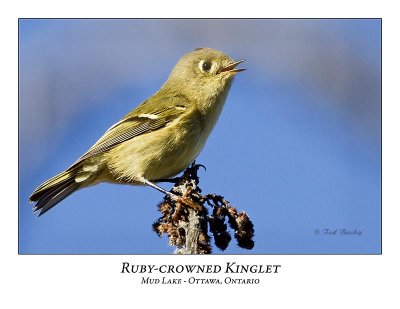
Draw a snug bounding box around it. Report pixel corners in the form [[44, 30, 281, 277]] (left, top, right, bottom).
[[143, 179, 202, 211], [143, 179, 172, 195]]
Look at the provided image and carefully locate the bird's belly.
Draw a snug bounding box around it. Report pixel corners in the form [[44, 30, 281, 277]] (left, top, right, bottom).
[[106, 120, 205, 183]]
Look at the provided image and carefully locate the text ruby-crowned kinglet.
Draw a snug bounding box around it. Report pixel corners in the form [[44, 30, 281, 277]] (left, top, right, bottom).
[[29, 47, 245, 216]]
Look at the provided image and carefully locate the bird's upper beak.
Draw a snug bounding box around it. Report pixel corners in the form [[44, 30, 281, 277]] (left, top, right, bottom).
[[219, 59, 246, 74]]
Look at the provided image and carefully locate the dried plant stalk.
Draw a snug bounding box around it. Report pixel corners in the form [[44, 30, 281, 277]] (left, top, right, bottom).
[[152, 163, 254, 254]]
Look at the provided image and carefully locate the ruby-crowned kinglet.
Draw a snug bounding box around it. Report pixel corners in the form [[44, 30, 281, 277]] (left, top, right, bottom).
[[29, 47, 245, 216]]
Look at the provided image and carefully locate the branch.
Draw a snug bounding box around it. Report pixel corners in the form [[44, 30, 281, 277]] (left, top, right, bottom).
[[152, 163, 255, 254]]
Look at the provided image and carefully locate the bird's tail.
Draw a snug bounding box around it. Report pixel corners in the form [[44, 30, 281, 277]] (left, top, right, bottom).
[[29, 166, 81, 217]]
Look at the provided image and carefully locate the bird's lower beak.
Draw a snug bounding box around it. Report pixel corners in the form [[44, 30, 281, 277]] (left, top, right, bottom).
[[219, 59, 246, 74]]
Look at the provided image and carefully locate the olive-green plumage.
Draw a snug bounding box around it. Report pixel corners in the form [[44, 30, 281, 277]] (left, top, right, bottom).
[[29, 48, 245, 216]]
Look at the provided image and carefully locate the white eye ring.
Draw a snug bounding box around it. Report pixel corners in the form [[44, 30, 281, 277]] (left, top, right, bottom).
[[199, 60, 213, 72]]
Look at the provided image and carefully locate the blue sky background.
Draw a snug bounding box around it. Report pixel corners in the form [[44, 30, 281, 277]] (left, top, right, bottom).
[[19, 19, 381, 254]]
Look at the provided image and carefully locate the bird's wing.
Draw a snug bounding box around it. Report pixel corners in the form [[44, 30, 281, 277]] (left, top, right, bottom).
[[72, 104, 187, 166]]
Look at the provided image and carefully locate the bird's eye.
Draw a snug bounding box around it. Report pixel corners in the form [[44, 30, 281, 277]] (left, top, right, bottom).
[[199, 60, 212, 72]]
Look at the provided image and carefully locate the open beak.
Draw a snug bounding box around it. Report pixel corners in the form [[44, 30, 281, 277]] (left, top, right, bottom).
[[219, 59, 246, 74]]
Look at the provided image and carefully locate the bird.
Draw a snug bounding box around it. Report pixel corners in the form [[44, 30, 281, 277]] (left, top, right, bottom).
[[29, 47, 246, 216]]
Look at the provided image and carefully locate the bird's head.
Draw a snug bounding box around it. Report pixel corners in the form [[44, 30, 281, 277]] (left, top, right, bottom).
[[165, 48, 245, 104]]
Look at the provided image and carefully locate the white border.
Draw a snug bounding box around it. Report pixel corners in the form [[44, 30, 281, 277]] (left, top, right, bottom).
[[3, 0, 399, 308]]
